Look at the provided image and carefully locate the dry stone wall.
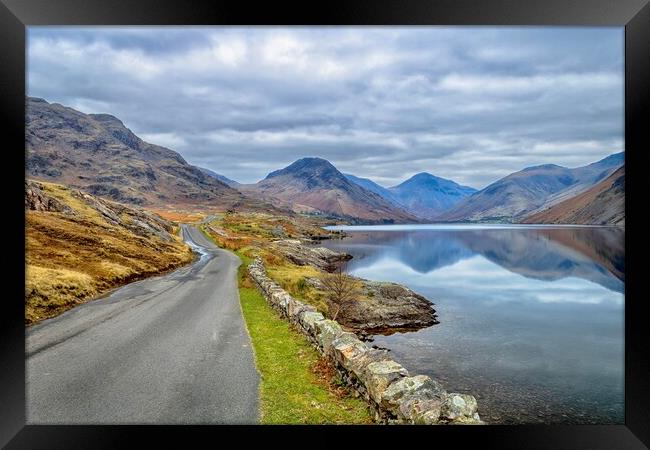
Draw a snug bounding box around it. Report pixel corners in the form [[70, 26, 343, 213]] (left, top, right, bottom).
[[248, 258, 484, 425]]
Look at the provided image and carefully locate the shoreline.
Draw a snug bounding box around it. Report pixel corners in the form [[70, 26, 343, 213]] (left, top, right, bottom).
[[324, 222, 623, 231]]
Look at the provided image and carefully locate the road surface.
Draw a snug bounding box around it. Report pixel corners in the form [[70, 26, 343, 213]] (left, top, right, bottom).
[[26, 225, 260, 424]]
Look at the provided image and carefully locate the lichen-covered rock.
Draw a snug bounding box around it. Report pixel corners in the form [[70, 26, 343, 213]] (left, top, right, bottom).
[[439, 393, 482, 424], [330, 334, 370, 370], [327, 332, 363, 358], [337, 280, 438, 332], [270, 289, 290, 312], [287, 298, 316, 321], [401, 397, 445, 424], [299, 311, 326, 336], [380, 375, 446, 416], [361, 360, 409, 405], [346, 348, 393, 381], [25, 181, 75, 214], [316, 320, 344, 352]]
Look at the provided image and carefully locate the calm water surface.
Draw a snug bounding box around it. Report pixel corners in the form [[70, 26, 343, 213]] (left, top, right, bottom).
[[322, 224, 624, 424]]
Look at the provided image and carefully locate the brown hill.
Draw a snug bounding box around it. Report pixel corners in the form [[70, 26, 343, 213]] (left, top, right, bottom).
[[240, 157, 419, 224], [25, 180, 194, 324], [437, 153, 624, 222], [26, 97, 276, 213], [521, 166, 624, 225]]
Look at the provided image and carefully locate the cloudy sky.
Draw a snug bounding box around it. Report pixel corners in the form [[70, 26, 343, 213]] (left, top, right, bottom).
[[27, 27, 623, 188]]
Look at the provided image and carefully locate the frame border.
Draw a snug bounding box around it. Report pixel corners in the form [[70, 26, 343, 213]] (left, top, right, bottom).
[[2, 0, 648, 448]]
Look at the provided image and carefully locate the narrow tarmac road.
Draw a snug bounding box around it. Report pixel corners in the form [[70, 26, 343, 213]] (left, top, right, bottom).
[[26, 225, 260, 424]]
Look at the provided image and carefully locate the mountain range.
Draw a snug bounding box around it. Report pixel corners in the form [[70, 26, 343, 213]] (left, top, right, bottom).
[[436, 152, 624, 223], [26, 97, 624, 225], [344, 173, 477, 220], [238, 158, 418, 224], [26, 97, 276, 213], [522, 166, 625, 225]]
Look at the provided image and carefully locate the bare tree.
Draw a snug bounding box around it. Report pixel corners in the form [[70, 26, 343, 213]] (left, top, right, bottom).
[[320, 255, 360, 321]]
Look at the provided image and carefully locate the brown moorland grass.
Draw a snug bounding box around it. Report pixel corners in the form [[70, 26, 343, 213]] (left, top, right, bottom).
[[200, 212, 364, 317], [148, 208, 205, 223], [26, 181, 193, 325]]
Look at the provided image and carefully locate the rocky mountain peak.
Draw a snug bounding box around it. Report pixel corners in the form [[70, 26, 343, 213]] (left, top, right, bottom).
[[265, 157, 338, 180]]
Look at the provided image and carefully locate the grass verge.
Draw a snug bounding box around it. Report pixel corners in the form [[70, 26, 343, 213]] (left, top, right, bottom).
[[200, 226, 372, 424]]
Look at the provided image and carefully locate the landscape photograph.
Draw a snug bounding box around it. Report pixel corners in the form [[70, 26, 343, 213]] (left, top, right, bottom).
[[25, 26, 624, 425]]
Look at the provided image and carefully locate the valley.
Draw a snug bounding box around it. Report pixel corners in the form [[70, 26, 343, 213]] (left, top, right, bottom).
[[27, 97, 624, 226], [24, 96, 626, 426], [15, 22, 631, 432]]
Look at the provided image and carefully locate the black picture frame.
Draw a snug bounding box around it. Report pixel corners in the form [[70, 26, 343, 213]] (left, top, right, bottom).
[[1, 0, 648, 448]]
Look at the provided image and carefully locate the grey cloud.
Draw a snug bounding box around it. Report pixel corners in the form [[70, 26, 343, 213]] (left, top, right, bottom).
[[27, 26, 623, 187]]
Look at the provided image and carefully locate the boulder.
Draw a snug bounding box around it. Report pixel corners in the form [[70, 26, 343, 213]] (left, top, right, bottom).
[[315, 320, 344, 352], [269, 239, 352, 272], [327, 332, 363, 359], [380, 375, 446, 415], [336, 280, 438, 332], [299, 311, 326, 336], [360, 360, 409, 405], [439, 393, 482, 424]]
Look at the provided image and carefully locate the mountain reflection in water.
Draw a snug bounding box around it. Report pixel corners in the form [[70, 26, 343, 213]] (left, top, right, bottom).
[[322, 225, 624, 424], [325, 226, 623, 293]]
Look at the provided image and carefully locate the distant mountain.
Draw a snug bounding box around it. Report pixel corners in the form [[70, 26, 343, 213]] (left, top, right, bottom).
[[197, 167, 240, 187], [240, 157, 418, 224], [344, 174, 399, 204], [25, 97, 275, 212], [522, 166, 624, 225], [388, 173, 477, 220], [345, 172, 477, 220], [437, 152, 624, 222]]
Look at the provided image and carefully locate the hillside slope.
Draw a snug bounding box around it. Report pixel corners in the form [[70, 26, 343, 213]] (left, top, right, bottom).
[[198, 167, 241, 188], [26, 97, 271, 212], [241, 158, 418, 224], [437, 153, 623, 222], [343, 173, 400, 204], [522, 166, 624, 225], [25, 180, 194, 324]]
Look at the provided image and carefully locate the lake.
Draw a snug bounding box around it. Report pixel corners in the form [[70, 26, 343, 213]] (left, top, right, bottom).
[[322, 224, 624, 424]]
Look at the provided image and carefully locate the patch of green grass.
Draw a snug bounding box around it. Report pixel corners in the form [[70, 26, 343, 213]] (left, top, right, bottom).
[[239, 286, 372, 424], [202, 221, 372, 424]]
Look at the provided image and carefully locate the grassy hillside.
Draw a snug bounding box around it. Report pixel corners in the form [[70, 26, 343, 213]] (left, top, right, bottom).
[[521, 166, 624, 225], [25, 180, 193, 324]]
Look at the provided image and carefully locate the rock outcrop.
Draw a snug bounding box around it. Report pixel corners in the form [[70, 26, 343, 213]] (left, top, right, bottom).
[[26, 179, 176, 242], [25, 181, 74, 214], [248, 257, 483, 425], [306, 276, 438, 332], [345, 282, 438, 332], [71, 190, 174, 241], [270, 239, 352, 272]]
